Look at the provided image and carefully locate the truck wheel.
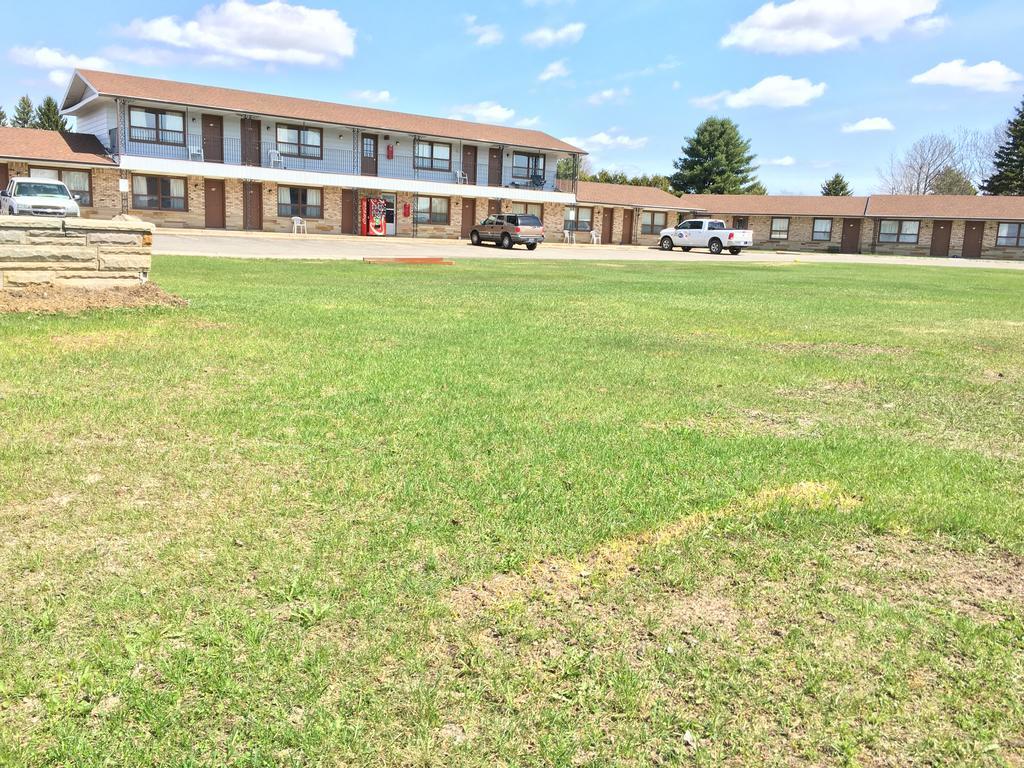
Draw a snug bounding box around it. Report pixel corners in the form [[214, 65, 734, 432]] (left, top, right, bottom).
[[659, 236, 674, 251], [682, 247, 692, 252], [470, 231, 482, 245], [501, 233, 513, 249], [708, 238, 723, 255], [526, 243, 538, 251], [729, 247, 742, 255]]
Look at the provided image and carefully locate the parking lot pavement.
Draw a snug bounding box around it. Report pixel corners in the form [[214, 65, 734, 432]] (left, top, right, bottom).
[[153, 229, 1024, 270]]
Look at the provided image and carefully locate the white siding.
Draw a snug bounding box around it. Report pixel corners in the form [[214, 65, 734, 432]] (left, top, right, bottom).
[[74, 103, 116, 142]]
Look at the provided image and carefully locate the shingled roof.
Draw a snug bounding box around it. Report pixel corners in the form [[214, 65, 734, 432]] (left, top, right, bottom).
[[679, 194, 870, 217], [0, 127, 114, 166], [65, 70, 585, 155], [866, 195, 1024, 220], [570, 181, 702, 210]]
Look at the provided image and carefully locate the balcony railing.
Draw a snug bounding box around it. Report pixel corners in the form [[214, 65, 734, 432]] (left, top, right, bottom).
[[110, 133, 565, 192]]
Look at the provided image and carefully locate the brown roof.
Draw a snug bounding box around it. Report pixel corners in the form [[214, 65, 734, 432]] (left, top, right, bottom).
[[866, 195, 1024, 220], [69, 70, 584, 155], [0, 127, 114, 166], [680, 194, 869, 217], [564, 180, 700, 210]]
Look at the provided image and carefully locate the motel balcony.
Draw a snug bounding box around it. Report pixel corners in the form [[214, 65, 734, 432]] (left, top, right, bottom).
[[106, 130, 575, 193]]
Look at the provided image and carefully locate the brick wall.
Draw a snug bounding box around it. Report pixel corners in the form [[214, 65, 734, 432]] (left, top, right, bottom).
[[0, 217, 153, 289]]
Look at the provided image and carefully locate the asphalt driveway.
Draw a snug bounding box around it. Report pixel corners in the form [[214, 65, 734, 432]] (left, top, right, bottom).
[[153, 229, 1024, 270]]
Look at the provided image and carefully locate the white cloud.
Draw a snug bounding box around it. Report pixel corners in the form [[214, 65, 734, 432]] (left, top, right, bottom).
[[523, 22, 585, 47], [721, 0, 942, 54], [910, 59, 1023, 93], [763, 156, 796, 166], [9, 46, 110, 70], [123, 1, 356, 66], [693, 75, 826, 109], [587, 87, 630, 105], [49, 70, 72, 86], [911, 15, 949, 34], [349, 89, 393, 104], [538, 59, 569, 81], [450, 101, 515, 123], [464, 15, 503, 46], [842, 116, 895, 133], [560, 130, 648, 152], [516, 116, 541, 128]]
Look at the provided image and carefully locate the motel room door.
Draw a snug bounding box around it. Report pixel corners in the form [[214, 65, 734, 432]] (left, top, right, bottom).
[[487, 148, 502, 187], [601, 208, 614, 244], [962, 221, 984, 258], [382, 193, 396, 236], [840, 218, 862, 254], [205, 179, 225, 229], [461, 198, 476, 239], [243, 181, 262, 231], [930, 220, 952, 257], [462, 146, 478, 184], [240, 118, 261, 166], [0, 163, 8, 191], [620, 209, 634, 245], [361, 134, 379, 176], [201, 115, 224, 163]]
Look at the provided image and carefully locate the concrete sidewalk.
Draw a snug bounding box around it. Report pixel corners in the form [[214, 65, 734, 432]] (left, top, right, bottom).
[[153, 228, 1024, 271]]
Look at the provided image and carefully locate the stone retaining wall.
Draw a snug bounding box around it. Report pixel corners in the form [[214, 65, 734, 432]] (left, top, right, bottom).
[[0, 217, 153, 290]]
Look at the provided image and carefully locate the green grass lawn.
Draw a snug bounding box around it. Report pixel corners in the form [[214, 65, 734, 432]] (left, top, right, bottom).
[[1, 256, 1023, 767]]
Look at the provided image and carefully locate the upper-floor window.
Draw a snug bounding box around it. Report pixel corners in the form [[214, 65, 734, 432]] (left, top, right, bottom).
[[276, 125, 322, 159], [129, 108, 185, 145], [878, 219, 919, 244], [414, 141, 452, 172], [512, 152, 545, 179], [29, 167, 92, 206]]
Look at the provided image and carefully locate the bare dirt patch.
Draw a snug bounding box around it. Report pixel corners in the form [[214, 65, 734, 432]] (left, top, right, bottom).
[[0, 283, 186, 315]]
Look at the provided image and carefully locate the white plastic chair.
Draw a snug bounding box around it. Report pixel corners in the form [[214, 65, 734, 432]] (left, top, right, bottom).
[[590, 229, 600, 244], [292, 216, 307, 235], [563, 229, 575, 244], [268, 149, 284, 168], [189, 146, 205, 162], [454, 170, 468, 184]]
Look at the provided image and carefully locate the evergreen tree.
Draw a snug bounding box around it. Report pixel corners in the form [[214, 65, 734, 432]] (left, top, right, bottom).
[[745, 181, 768, 195], [670, 117, 761, 194], [931, 166, 977, 195], [32, 97, 68, 132], [12, 95, 34, 128], [0, 106, 7, 127], [981, 97, 1024, 195], [820, 173, 853, 196]]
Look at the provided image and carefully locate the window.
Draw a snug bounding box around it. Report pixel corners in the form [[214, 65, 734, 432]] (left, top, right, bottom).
[[362, 137, 376, 157], [129, 108, 185, 145], [996, 222, 1024, 247], [878, 219, 919, 244], [132, 176, 186, 211], [414, 196, 450, 225], [29, 168, 92, 206], [512, 152, 545, 179], [277, 187, 322, 219], [812, 218, 833, 241], [276, 125, 322, 159], [563, 206, 593, 232], [510, 202, 543, 218], [708, 220, 726, 230], [414, 141, 452, 171], [680, 219, 704, 230], [770, 217, 790, 240], [641, 210, 667, 235]]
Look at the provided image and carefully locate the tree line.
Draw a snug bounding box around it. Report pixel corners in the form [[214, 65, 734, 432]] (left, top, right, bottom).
[[568, 95, 1024, 197], [0, 95, 68, 132]]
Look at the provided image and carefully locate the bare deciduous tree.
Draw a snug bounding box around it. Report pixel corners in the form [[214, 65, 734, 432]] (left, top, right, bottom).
[[954, 125, 1006, 188], [877, 125, 1007, 195]]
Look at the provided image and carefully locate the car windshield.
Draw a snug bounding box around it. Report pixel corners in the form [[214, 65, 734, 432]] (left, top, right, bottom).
[[517, 215, 542, 226], [13, 182, 71, 199]]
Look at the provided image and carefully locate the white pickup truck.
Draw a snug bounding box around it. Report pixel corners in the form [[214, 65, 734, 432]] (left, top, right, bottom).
[[659, 218, 753, 255], [0, 177, 81, 218]]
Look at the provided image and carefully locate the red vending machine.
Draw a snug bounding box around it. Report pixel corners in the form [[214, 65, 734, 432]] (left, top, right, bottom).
[[360, 197, 387, 236]]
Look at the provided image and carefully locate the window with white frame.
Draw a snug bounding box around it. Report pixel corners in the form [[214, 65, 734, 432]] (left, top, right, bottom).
[[878, 219, 919, 244], [770, 217, 790, 239], [812, 218, 833, 241], [641, 210, 667, 235]]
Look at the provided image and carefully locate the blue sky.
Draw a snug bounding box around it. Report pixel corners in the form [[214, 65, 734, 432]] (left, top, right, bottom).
[[5, 0, 1023, 194]]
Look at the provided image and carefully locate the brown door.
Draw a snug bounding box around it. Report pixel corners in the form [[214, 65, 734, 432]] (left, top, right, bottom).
[[462, 146, 478, 184], [243, 181, 262, 231], [601, 208, 614, 244], [202, 115, 224, 163], [621, 209, 634, 245], [0, 163, 9, 190], [241, 118, 261, 166], [488, 148, 502, 186], [962, 221, 984, 258], [461, 198, 476, 239], [361, 134, 378, 176], [204, 179, 225, 228], [342, 189, 356, 234], [929, 220, 952, 257], [840, 218, 862, 254], [488, 199, 501, 216]]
